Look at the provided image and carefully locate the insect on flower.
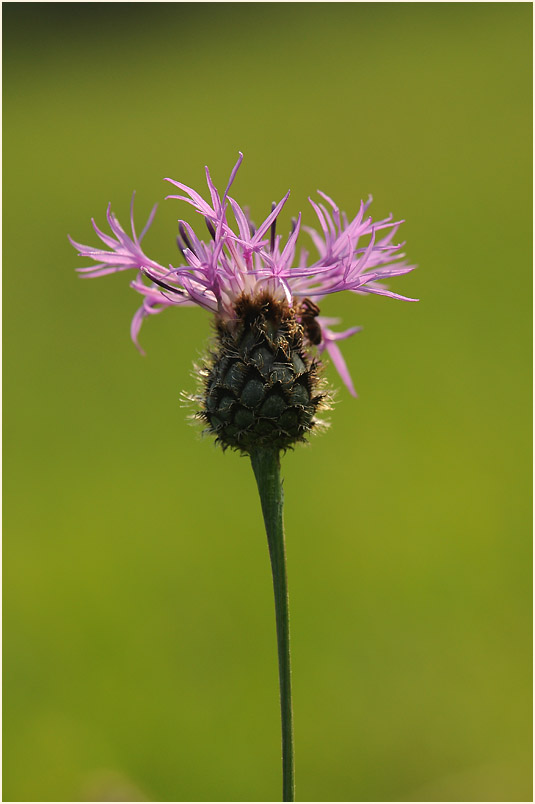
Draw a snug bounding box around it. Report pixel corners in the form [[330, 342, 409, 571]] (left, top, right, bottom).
[[298, 298, 323, 346], [70, 153, 417, 451]]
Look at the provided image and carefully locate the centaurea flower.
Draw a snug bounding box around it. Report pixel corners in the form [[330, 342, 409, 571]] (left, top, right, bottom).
[[70, 154, 416, 423], [70, 154, 417, 801]]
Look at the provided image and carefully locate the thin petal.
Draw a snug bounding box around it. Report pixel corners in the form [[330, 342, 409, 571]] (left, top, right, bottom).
[[130, 306, 147, 354], [252, 191, 290, 243], [358, 286, 419, 301], [325, 339, 357, 397], [139, 204, 158, 242]]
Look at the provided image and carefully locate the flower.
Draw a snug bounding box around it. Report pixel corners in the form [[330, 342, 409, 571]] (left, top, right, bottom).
[[70, 153, 416, 402]]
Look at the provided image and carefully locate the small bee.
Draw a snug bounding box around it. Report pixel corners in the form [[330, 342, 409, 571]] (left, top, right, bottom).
[[299, 298, 323, 346]]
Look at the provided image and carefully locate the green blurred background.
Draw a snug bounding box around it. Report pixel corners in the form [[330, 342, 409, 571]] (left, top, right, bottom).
[[3, 3, 532, 802]]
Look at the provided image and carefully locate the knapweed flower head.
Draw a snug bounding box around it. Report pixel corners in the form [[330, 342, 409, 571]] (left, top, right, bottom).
[[70, 153, 416, 452]]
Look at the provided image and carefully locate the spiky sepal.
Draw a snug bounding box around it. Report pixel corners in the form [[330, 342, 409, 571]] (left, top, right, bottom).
[[197, 293, 326, 453]]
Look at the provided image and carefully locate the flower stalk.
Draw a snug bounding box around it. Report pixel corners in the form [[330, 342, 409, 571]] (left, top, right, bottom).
[[250, 447, 294, 802]]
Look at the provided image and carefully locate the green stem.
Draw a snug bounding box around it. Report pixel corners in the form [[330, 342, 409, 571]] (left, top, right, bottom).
[[250, 447, 295, 802]]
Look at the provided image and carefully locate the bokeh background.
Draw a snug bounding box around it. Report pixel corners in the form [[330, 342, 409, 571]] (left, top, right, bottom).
[[3, 3, 532, 802]]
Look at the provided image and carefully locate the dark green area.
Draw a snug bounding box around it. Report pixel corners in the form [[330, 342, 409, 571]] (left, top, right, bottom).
[[3, 3, 532, 801]]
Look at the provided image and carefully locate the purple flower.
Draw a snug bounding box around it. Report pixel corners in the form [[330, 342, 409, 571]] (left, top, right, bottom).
[[70, 153, 417, 396]]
